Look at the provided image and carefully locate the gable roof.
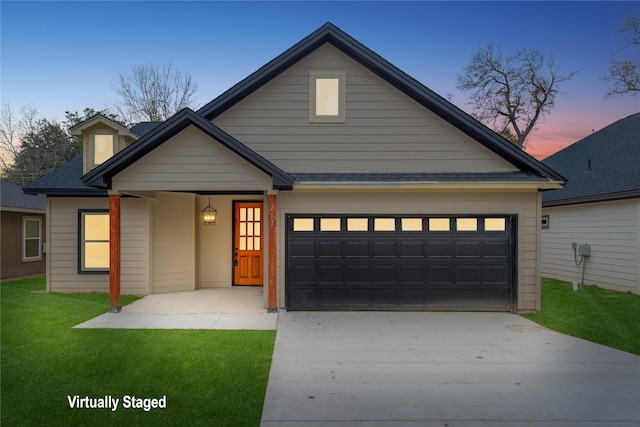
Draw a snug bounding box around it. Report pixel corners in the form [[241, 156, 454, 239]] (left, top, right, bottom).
[[198, 22, 564, 183], [82, 108, 295, 190], [69, 114, 137, 139], [1, 181, 46, 210], [542, 112, 640, 207]]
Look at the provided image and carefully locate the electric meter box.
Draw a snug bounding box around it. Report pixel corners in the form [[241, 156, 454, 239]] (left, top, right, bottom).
[[578, 244, 591, 257]]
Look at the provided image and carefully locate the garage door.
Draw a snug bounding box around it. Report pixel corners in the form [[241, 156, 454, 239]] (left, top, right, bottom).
[[286, 215, 515, 311]]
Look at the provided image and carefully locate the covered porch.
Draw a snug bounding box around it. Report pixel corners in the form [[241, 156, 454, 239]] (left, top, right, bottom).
[[106, 191, 279, 312], [76, 111, 295, 313]]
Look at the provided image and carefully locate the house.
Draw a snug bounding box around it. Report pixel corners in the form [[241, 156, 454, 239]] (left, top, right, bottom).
[[541, 113, 640, 294], [24, 23, 564, 313], [1, 181, 46, 280]]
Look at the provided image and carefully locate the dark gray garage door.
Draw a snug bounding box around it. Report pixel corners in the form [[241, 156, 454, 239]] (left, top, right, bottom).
[[286, 215, 515, 311]]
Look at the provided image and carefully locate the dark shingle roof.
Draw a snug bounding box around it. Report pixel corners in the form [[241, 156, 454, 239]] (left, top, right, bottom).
[[22, 156, 106, 196], [130, 121, 163, 136], [542, 112, 640, 206], [1, 181, 46, 210]]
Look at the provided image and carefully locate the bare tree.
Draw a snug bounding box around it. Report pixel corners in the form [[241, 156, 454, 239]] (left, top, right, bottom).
[[457, 45, 577, 149], [111, 63, 198, 123], [0, 103, 38, 179], [605, 15, 640, 97], [0, 103, 83, 185]]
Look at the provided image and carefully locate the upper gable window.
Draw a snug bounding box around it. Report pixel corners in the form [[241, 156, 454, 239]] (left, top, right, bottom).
[[92, 133, 116, 167], [309, 71, 346, 123]]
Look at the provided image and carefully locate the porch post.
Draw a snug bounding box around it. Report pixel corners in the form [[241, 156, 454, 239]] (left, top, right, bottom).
[[267, 193, 277, 312], [109, 192, 121, 313]]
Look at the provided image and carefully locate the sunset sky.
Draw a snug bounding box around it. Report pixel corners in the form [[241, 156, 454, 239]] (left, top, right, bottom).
[[2, 1, 638, 159]]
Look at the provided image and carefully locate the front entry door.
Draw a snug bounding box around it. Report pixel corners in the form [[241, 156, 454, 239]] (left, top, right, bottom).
[[234, 202, 264, 285]]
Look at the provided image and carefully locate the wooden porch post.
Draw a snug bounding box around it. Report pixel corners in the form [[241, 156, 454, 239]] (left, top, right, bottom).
[[267, 193, 277, 312], [109, 193, 121, 313]]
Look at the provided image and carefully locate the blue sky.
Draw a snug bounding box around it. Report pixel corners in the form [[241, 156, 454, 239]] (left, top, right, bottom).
[[2, 1, 638, 158]]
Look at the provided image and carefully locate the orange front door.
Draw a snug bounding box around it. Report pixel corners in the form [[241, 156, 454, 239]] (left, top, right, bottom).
[[234, 202, 264, 286]]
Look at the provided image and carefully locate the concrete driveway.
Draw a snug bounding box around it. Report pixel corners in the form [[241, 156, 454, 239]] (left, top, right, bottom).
[[261, 312, 640, 426]]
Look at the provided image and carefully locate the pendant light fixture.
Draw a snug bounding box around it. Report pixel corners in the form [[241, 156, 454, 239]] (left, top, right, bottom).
[[202, 195, 217, 226]]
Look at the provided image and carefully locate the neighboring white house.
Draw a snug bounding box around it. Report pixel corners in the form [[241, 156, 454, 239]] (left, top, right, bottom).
[[541, 113, 640, 294], [25, 23, 565, 313]]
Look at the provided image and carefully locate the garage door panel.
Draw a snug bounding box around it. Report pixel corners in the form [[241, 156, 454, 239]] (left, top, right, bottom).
[[373, 241, 398, 258], [400, 265, 426, 283], [346, 264, 371, 283], [400, 241, 425, 257], [428, 263, 455, 284], [345, 241, 370, 258], [286, 215, 514, 311], [456, 265, 482, 284], [424, 288, 453, 309], [456, 241, 482, 258], [373, 265, 398, 283], [288, 287, 314, 310], [318, 241, 342, 258], [483, 264, 510, 284], [290, 264, 316, 284], [318, 264, 343, 284], [428, 240, 455, 258], [484, 240, 510, 258], [290, 241, 315, 258]]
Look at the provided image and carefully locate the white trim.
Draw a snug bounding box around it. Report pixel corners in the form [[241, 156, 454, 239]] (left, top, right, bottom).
[[22, 216, 42, 262]]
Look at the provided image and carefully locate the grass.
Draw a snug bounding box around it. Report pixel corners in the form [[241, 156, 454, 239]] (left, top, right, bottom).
[[523, 278, 640, 355], [1, 277, 275, 426], [4, 276, 638, 425]]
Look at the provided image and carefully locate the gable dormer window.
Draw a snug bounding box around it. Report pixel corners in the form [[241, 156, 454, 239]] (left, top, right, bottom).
[[91, 132, 116, 168], [309, 71, 346, 123], [70, 115, 138, 174]]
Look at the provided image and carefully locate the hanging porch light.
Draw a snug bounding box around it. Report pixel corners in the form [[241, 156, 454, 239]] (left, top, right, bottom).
[[202, 195, 217, 226]]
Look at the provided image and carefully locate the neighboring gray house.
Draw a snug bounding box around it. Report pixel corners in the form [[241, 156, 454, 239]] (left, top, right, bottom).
[[24, 23, 564, 313], [542, 113, 640, 294], [1, 181, 47, 279]]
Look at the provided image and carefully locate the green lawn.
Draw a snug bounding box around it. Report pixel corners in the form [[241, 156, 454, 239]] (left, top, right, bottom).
[[523, 278, 640, 355], [1, 277, 275, 426], [4, 276, 638, 425]]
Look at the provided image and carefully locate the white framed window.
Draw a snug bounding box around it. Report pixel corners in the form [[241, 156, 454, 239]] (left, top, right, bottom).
[[22, 217, 42, 261], [91, 133, 116, 168], [309, 71, 346, 123], [78, 210, 110, 273]]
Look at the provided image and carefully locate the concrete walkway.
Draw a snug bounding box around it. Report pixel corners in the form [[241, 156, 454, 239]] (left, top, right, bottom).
[[74, 288, 277, 330], [261, 312, 640, 426]]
